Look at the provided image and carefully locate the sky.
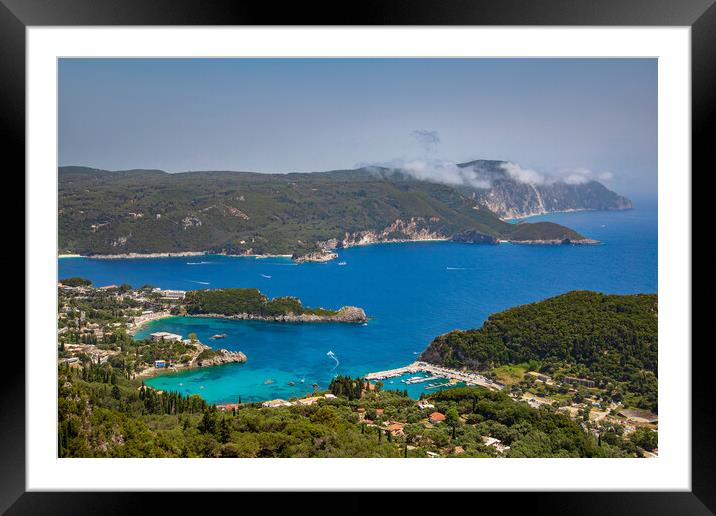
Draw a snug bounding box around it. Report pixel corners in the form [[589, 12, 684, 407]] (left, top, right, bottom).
[[59, 58, 657, 198]]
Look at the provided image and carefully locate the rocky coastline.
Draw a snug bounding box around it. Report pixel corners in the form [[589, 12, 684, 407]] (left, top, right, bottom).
[[137, 342, 247, 379], [186, 306, 368, 323], [85, 251, 208, 260], [507, 238, 600, 245]]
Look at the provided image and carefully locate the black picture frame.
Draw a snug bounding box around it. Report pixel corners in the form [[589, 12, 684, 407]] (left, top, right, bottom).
[[4, 1, 709, 513]]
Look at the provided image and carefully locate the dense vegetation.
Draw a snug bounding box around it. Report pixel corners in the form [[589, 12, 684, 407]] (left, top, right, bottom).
[[59, 277, 93, 287], [59, 365, 647, 458], [420, 291, 658, 411], [505, 221, 587, 242], [182, 288, 338, 317], [58, 166, 590, 256]]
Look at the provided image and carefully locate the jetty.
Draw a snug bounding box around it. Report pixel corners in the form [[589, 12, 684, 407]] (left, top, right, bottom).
[[365, 361, 503, 391]]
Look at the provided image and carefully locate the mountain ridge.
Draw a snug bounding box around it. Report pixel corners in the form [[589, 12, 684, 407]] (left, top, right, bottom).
[[58, 163, 610, 258]]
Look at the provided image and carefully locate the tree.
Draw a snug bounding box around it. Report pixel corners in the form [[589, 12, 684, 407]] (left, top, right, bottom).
[[446, 407, 460, 440], [198, 409, 217, 434], [218, 418, 231, 444], [630, 427, 657, 452]]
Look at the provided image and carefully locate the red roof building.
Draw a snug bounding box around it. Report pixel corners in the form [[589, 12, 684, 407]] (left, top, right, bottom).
[[429, 412, 446, 423]]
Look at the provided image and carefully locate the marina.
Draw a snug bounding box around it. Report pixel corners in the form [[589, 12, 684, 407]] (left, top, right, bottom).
[[365, 361, 503, 391]]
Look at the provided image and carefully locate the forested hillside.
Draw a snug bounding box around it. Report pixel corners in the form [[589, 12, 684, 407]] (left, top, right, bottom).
[[58, 166, 589, 256], [59, 366, 639, 458], [420, 291, 658, 410]]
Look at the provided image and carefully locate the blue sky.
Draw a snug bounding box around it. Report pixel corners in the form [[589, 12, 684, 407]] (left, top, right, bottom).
[[59, 58, 657, 198]]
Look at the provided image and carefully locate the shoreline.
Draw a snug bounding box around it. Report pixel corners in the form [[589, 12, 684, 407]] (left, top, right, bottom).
[[504, 206, 632, 222], [181, 308, 367, 324], [130, 308, 368, 337], [137, 347, 248, 379], [128, 310, 174, 335], [58, 251, 295, 260], [62, 235, 599, 266]]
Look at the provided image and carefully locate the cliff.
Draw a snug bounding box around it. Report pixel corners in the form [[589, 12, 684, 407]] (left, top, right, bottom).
[[457, 160, 633, 219]]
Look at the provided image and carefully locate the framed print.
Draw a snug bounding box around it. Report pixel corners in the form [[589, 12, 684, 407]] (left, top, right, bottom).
[[4, 0, 712, 513]]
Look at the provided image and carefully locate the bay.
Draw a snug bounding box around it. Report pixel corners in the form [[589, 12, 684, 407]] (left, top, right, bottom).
[[59, 200, 657, 403]]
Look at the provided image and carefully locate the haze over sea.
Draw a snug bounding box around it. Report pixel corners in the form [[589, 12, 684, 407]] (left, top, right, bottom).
[[59, 201, 657, 403]]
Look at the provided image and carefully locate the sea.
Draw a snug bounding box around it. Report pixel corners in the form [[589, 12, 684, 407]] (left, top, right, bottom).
[[58, 200, 657, 404]]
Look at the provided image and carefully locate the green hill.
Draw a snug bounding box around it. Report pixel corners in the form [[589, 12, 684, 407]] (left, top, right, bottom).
[[419, 291, 658, 410], [183, 288, 347, 318], [58, 166, 590, 256]]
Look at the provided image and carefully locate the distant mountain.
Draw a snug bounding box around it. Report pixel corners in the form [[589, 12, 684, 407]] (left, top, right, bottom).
[[58, 165, 593, 257], [456, 160, 632, 219]]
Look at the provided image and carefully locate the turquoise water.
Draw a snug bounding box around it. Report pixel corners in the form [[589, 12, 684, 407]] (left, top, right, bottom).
[[59, 201, 657, 403]]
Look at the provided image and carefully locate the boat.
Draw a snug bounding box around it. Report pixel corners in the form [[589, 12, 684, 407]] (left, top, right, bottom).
[[264, 379, 275, 385], [261, 274, 272, 279], [287, 381, 296, 386], [210, 333, 227, 340], [338, 261, 347, 266]]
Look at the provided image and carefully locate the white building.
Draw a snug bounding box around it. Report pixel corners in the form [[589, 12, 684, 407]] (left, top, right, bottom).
[[417, 400, 435, 410], [261, 399, 293, 408], [150, 331, 183, 343], [153, 288, 186, 300]]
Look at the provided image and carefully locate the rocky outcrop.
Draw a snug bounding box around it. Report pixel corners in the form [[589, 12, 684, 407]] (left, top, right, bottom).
[[451, 230, 498, 244], [195, 347, 247, 367], [328, 217, 448, 249], [292, 250, 338, 263], [293, 218, 449, 262]]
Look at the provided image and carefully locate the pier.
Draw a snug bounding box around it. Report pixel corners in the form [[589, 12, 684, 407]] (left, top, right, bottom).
[[364, 361, 503, 391]]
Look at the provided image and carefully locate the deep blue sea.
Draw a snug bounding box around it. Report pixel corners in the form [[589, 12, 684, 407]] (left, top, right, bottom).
[[59, 201, 657, 403]]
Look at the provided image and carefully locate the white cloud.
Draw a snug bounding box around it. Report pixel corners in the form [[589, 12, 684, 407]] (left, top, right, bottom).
[[503, 163, 614, 186], [500, 162, 547, 185], [362, 158, 492, 189], [361, 155, 614, 191]]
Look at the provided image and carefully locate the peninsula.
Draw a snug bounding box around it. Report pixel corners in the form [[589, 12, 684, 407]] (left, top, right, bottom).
[[181, 288, 368, 322], [57, 164, 610, 260]]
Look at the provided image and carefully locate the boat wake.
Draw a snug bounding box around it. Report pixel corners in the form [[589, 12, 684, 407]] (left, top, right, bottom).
[[326, 350, 340, 370], [261, 274, 272, 279], [187, 280, 211, 285], [187, 261, 214, 265]]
